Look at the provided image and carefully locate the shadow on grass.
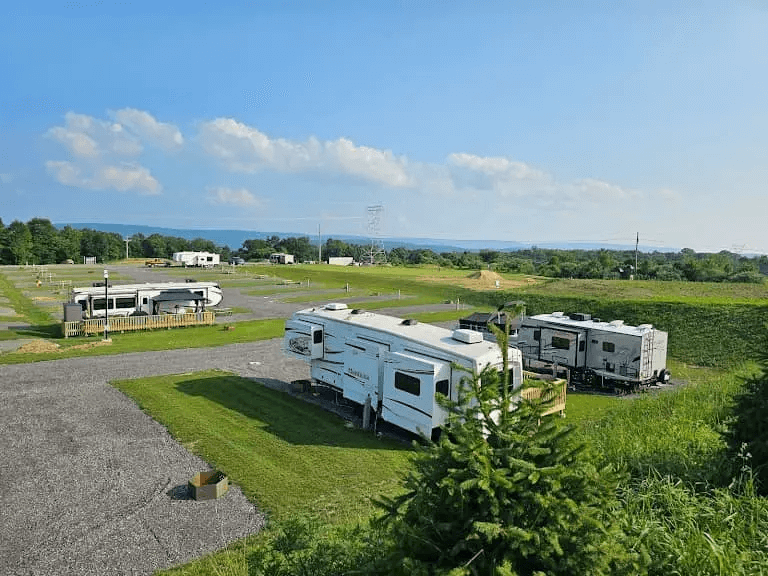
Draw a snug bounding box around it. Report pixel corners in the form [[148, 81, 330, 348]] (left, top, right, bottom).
[[13, 323, 62, 339], [176, 374, 408, 451]]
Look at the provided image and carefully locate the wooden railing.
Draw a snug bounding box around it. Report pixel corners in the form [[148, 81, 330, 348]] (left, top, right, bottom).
[[520, 379, 567, 418], [63, 311, 216, 337]]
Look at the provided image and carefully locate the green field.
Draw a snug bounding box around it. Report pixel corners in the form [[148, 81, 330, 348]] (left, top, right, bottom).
[[0, 319, 284, 364], [113, 370, 410, 524]]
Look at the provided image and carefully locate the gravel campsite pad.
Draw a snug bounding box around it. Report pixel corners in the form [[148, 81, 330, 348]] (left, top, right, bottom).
[[0, 340, 309, 575]]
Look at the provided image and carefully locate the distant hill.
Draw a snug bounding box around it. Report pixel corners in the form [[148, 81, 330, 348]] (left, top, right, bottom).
[[54, 222, 675, 253]]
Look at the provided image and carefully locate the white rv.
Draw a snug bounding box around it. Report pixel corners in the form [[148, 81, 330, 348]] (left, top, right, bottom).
[[172, 251, 220, 267], [518, 312, 669, 390], [270, 253, 295, 265], [284, 303, 523, 438], [71, 281, 223, 318]]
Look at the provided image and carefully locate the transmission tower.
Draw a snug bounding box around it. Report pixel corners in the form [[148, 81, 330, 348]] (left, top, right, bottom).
[[366, 204, 387, 265]]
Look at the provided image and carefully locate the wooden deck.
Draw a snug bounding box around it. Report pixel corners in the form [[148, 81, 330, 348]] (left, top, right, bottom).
[[63, 311, 216, 337], [520, 378, 567, 417]]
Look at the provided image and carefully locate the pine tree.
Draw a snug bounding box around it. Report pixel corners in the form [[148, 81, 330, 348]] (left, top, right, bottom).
[[373, 339, 636, 575]]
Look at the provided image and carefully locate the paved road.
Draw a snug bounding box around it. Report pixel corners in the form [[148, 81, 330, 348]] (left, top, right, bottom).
[[0, 340, 309, 576]]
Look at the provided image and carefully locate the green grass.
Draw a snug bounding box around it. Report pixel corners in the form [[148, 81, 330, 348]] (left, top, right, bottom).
[[563, 391, 622, 423], [0, 271, 55, 325], [113, 370, 410, 523], [577, 359, 761, 485], [279, 289, 369, 302], [227, 306, 253, 314], [520, 277, 768, 304], [403, 307, 487, 323], [0, 319, 285, 364]]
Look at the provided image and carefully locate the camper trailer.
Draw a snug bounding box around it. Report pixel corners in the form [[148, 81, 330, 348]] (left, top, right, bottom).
[[270, 253, 295, 264], [172, 251, 220, 267], [71, 281, 223, 318], [518, 312, 669, 390], [284, 303, 523, 438]]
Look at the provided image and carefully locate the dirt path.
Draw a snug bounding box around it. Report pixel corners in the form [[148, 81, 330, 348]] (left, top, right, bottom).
[[0, 340, 309, 576]]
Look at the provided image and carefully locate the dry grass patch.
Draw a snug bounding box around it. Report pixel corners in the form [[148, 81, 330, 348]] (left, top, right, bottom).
[[15, 339, 61, 353], [418, 270, 540, 291]]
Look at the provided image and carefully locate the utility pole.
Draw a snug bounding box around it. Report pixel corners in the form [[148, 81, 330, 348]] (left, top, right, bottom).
[[635, 232, 639, 280], [124, 236, 132, 261]]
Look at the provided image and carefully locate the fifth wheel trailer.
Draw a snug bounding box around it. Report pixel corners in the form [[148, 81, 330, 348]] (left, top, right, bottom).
[[284, 303, 523, 438], [518, 312, 669, 390], [71, 281, 223, 318]]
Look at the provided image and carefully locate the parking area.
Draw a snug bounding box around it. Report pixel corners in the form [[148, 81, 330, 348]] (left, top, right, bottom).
[[0, 340, 309, 575]]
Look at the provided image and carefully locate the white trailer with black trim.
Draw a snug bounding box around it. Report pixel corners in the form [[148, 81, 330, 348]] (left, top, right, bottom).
[[518, 311, 669, 390], [70, 281, 223, 318], [284, 303, 523, 438]]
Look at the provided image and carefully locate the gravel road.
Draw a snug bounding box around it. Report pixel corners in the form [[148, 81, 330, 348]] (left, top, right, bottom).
[[0, 339, 309, 576]]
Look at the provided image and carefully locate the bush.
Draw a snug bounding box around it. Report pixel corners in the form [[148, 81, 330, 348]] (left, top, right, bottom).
[[727, 356, 768, 494]]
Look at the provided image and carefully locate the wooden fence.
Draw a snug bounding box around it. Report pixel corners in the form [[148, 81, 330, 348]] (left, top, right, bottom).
[[520, 379, 567, 417], [63, 311, 216, 337]]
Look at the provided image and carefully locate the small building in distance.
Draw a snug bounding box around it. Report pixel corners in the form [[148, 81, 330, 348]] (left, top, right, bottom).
[[172, 251, 220, 267], [328, 256, 355, 266], [270, 253, 295, 264]]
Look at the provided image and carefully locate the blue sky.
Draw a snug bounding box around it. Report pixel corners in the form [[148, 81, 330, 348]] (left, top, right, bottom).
[[1, 1, 767, 252]]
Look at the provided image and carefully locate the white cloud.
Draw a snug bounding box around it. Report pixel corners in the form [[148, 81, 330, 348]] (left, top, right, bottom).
[[570, 178, 641, 202], [113, 108, 184, 150], [199, 118, 413, 187], [448, 153, 547, 181], [44, 109, 181, 195], [46, 160, 161, 195], [447, 152, 647, 210], [206, 186, 261, 207], [46, 112, 142, 158]]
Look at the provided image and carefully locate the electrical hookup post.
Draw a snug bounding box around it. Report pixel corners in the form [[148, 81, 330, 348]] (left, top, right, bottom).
[[103, 269, 110, 342]]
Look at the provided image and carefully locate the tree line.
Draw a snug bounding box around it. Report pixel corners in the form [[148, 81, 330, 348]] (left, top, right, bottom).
[[1, 217, 765, 282]]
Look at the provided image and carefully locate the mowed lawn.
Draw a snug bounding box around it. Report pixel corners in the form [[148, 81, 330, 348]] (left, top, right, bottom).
[[113, 370, 411, 524]]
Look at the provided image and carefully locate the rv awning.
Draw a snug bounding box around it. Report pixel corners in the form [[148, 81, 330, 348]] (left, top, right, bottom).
[[151, 290, 205, 302]]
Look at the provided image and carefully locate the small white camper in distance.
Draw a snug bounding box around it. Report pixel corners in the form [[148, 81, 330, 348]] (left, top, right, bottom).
[[284, 303, 523, 438]]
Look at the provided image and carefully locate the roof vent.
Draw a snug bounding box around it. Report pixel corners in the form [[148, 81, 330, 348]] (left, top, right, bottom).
[[325, 303, 348, 311], [609, 320, 625, 327], [401, 318, 418, 326], [551, 311, 565, 317], [638, 323, 653, 330], [452, 329, 483, 344]]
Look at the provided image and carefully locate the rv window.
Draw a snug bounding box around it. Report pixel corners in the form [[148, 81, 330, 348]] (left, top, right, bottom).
[[116, 297, 136, 309], [551, 336, 570, 350], [207, 256, 213, 261], [143, 297, 148, 305], [533, 329, 541, 341], [395, 372, 420, 396], [436, 379, 449, 397], [605, 362, 615, 373], [602, 342, 615, 353], [579, 340, 585, 352], [92, 298, 111, 311], [313, 330, 323, 344]]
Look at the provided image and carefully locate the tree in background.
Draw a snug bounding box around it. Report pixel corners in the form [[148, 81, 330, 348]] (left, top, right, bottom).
[[27, 218, 59, 264], [6, 220, 33, 264]]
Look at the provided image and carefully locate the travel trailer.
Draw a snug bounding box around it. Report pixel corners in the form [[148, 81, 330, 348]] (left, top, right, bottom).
[[71, 281, 223, 318], [518, 312, 669, 390], [284, 303, 523, 438], [172, 251, 220, 267]]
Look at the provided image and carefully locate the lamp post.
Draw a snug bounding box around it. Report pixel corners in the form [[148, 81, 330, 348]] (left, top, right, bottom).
[[103, 269, 110, 341]]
